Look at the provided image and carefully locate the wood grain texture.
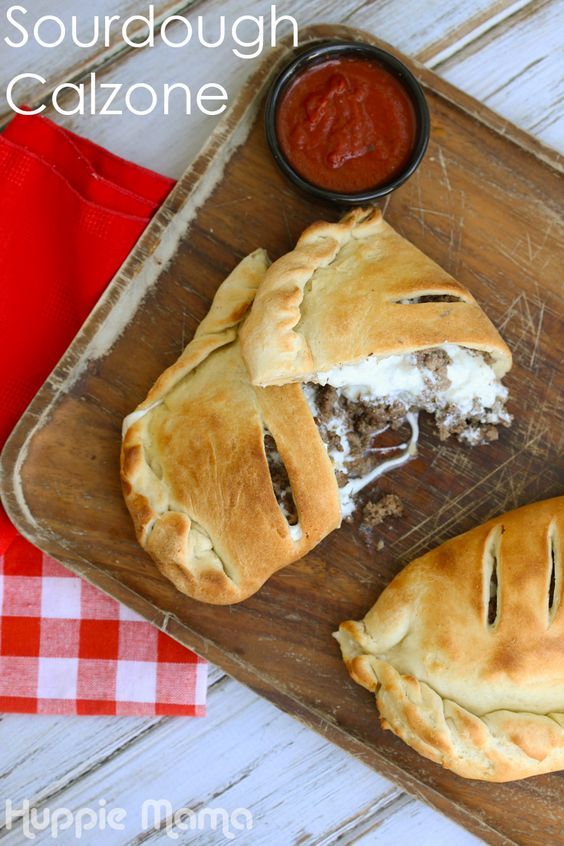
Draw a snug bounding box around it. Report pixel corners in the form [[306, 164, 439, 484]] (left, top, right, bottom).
[[1, 23, 563, 846], [438, 0, 564, 152], [24, 0, 564, 178]]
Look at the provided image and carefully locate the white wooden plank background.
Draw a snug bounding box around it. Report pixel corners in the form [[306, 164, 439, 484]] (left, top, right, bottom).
[[0, 1, 562, 844], [0, 0, 198, 118]]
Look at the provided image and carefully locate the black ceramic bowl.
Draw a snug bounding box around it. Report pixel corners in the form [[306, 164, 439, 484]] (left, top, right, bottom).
[[265, 41, 430, 205]]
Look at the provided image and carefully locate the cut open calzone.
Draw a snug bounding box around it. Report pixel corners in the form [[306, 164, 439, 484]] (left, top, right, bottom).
[[121, 251, 340, 604], [241, 207, 513, 515], [336, 497, 564, 781]]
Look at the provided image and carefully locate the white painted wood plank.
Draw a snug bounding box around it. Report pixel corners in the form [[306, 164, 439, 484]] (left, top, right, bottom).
[[14, 0, 559, 179], [0, 0, 511, 114], [0, 674, 483, 845], [0, 676, 399, 846], [438, 0, 564, 151], [0, 675, 481, 846], [343, 0, 529, 61], [421, 0, 531, 66], [0, 677, 252, 812], [353, 796, 486, 846], [0, 0, 199, 117], [0, 714, 162, 818], [0, 665, 225, 825]]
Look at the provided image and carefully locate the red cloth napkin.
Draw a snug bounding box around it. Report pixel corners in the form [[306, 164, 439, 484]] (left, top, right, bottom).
[[0, 113, 207, 715]]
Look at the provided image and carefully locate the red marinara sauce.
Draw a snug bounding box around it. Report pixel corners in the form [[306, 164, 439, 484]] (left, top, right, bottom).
[[276, 57, 417, 193]]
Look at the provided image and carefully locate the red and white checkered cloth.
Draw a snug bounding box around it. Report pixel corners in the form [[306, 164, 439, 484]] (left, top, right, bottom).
[[0, 536, 207, 716]]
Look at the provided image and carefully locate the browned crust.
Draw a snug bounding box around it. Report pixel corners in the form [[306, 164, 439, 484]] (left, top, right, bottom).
[[240, 207, 512, 385], [120, 251, 341, 604], [336, 497, 564, 781]]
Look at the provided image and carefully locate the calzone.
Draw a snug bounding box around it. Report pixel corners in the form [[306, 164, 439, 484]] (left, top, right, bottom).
[[241, 208, 513, 515], [336, 497, 564, 781], [121, 251, 340, 604]]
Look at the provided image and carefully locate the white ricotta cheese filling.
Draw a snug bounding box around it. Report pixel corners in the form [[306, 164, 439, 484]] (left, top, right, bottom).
[[124, 346, 508, 526], [277, 483, 303, 542], [289, 523, 303, 542], [315, 343, 507, 418], [304, 344, 510, 517]]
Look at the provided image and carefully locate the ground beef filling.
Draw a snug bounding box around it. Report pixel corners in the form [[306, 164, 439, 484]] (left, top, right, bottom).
[[308, 347, 510, 490], [362, 495, 404, 527], [415, 348, 451, 391], [414, 348, 503, 443], [264, 434, 298, 525], [311, 385, 412, 487], [265, 347, 509, 524]]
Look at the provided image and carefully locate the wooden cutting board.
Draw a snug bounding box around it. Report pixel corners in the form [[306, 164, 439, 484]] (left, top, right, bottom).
[[1, 24, 563, 846]]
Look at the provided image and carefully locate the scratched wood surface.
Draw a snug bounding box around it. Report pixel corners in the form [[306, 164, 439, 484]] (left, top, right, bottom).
[[1, 21, 563, 846]]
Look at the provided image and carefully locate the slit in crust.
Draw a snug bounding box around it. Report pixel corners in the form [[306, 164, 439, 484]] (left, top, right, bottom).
[[484, 526, 502, 628], [263, 431, 302, 541], [549, 522, 561, 625], [396, 294, 465, 304]]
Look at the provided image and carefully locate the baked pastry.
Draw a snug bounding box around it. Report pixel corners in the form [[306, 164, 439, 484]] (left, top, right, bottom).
[[336, 497, 564, 781], [121, 251, 340, 604], [241, 207, 512, 515]]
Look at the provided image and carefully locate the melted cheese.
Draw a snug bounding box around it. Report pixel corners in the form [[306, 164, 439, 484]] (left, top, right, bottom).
[[289, 522, 303, 542], [339, 413, 419, 518], [315, 344, 507, 417]]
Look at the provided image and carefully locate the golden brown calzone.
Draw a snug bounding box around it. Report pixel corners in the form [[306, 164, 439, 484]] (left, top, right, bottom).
[[241, 206, 512, 386], [121, 251, 340, 604], [336, 497, 564, 781], [241, 207, 513, 516]]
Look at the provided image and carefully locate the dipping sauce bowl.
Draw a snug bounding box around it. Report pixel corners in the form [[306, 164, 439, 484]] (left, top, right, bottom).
[[265, 41, 430, 204]]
